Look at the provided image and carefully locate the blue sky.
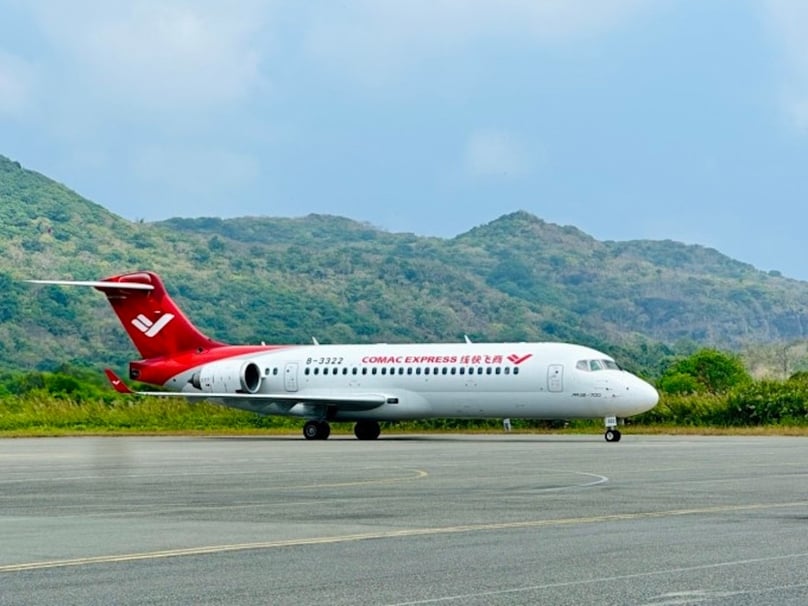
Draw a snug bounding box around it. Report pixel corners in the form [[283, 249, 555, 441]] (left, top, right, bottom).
[[2, 1, 808, 278]]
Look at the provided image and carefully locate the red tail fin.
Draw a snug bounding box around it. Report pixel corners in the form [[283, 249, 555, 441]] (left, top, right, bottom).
[[95, 272, 225, 359]]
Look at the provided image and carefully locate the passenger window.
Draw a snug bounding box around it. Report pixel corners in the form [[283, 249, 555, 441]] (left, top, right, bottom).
[[442, 368, 448, 375], [416, 368, 421, 375], [486, 367, 492, 375], [495, 367, 501, 375], [314, 368, 319, 375], [459, 367, 465, 375], [504, 367, 510, 375], [424, 368, 430, 375], [514, 367, 520, 375], [304, 368, 310, 376], [477, 367, 483, 375], [407, 368, 413, 375], [352, 368, 358, 375], [362, 368, 367, 375], [381, 368, 387, 375], [450, 367, 456, 375], [372, 368, 377, 375]]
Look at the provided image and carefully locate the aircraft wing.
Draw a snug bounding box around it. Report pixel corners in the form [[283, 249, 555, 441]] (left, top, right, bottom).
[[138, 390, 389, 411], [104, 368, 387, 411]]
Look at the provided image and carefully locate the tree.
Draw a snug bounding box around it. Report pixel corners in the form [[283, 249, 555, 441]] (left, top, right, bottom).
[[658, 348, 750, 394]]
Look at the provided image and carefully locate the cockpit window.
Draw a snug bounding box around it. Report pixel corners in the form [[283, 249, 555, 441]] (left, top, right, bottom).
[[577, 359, 620, 372]]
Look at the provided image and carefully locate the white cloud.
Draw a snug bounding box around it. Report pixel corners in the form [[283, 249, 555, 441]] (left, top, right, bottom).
[[0, 51, 34, 115], [463, 129, 532, 178], [763, 0, 808, 132], [29, 0, 268, 111], [305, 0, 649, 85], [785, 98, 808, 132], [131, 145, 260, 198]]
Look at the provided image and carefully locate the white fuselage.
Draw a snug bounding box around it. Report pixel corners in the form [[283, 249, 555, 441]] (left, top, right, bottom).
[[165, 342, 658, 422]]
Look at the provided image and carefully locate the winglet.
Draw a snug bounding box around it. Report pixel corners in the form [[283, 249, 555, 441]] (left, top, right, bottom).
[[104, 368, 134, 394]]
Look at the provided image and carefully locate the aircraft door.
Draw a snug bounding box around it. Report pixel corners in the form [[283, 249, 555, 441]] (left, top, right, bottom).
[[547, 364, 564, 392], [284, 363, 299, 392]]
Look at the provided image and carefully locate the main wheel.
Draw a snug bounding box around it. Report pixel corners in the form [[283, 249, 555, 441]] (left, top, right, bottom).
[[303, 420, 330, 440], [354, 420, 381, 440]]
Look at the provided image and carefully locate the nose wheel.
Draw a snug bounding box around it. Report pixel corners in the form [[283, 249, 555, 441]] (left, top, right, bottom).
[[604, 416, 621, 442]]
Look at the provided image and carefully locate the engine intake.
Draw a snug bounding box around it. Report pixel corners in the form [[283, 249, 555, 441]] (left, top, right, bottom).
[[191, 360, 263, 394]]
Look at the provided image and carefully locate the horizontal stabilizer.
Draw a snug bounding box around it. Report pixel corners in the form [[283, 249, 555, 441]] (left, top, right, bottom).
[[28, 271, 223, 359], [27, 279, 154, 291], [104, 369, 134, 394]]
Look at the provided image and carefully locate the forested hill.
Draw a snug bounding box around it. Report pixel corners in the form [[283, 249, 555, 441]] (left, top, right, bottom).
[[2, 153, 808, 374]]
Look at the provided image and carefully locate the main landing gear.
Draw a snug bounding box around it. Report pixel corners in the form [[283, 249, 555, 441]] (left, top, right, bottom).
[[353, 420, 381, 440], [604, 415, 622, 442], [303, 420, 331, 440], [302, 420, 381, 441]]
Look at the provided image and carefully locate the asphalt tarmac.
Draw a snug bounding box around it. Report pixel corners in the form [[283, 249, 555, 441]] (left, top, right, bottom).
[[1, 434, 807, 605]]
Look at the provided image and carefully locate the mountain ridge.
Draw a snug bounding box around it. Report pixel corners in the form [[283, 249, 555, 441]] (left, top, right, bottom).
[[2, 154, 807, 375]]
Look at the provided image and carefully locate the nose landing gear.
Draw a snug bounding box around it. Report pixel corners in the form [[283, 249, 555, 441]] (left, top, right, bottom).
[[604, 416, 622, 442]]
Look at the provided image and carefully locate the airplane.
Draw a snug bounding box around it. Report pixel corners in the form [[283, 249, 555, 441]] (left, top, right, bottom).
[[28, 271, 659, 442]]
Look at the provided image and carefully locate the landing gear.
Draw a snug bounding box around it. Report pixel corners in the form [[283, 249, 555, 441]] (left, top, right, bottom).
[[354, 420, 381, 440], [302, 420, 381, 440], [604, 416, 622, 443], [303, 420, 331, 440]]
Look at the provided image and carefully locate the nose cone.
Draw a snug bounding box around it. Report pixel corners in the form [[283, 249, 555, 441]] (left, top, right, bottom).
[[622, 375, 659, 416]]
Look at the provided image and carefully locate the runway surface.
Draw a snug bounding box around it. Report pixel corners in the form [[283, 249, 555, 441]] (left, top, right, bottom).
[[1, 434, 807, 605]]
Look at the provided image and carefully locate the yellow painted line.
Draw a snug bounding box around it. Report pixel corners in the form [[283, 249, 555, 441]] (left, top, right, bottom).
[[281, 468, 429, 490], [2, 500, 805, 573]]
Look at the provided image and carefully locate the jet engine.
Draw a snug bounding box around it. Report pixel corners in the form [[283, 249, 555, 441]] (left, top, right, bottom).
[[191, 360, 263, 394]]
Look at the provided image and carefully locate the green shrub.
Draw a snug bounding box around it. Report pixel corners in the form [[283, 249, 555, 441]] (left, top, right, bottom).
[[725, 380, 808, 426], [634, 393, 728, 426], [659, 349, 750, 394]]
